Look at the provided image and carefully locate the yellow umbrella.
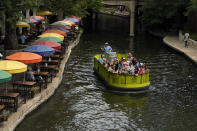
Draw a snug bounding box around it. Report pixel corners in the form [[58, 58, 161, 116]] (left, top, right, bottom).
[[0, 60, 27, 74], [38, 33, 64, 40], [36, 11, 53, 16], [58, 21, 72, 26], [16, 22, 30, 27]]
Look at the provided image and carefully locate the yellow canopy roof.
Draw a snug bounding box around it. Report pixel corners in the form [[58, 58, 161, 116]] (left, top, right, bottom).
[[0, 60, 27, 74], [16, 22, 30, 27], [38, 33, 64, 40], [36, 11, 53, 16]]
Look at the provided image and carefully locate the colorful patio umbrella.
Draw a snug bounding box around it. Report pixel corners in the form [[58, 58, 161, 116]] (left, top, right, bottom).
[[23, 45, 55, 55], [51, 22, 71, 27], [58, 21, 73, 26], [38, 33, 64, 40], [16, 22, 30, 27], [0, 70, 11, 83], [64, 18, 79, 24], [61, 20, 76, 26], [22, 19, 34, 25], [51, 24, 71, 31], [25, 18, 39, 24], [6, 52, 42, 64], [36, 11, 52, 16], [0, 60, 27, 74], [30, 17, 42, 22], [36, 37, 63, 44], [32, 41, 61, 50], [30, 16, 45, 21], [43, 30, 66, 37], [49, 27, 70, 34]]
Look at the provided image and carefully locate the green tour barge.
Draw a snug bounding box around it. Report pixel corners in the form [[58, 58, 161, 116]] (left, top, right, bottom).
[[93, 54, 150, 91]]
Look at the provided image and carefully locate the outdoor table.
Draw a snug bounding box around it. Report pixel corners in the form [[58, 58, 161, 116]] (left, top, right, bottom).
[[0, 93, 19, 112], [40, 65, 57, 79], [34, 71, 49, 87], [12, 81, 36, 103], [49, 54, 60, 59], [41, 60, 60, 67]]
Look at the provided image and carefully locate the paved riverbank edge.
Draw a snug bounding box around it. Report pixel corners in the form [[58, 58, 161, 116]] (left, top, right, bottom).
[[0, 29, 83, 131], [163, 36, 197, 65]]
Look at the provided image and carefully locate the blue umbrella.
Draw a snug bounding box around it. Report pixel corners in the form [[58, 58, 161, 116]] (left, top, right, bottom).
[[64, 18, 79, 24], [23, 45, 55, 55], [30, 17, 42, 22], [50, 27, 70, 34]]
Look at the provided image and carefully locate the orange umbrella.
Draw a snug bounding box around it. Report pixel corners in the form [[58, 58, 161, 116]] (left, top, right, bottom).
[[6, 52, 42, 64], [43, 30, 66, 37], [30, 16, 45, 21]]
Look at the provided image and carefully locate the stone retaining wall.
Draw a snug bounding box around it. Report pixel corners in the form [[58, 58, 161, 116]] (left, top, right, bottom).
[[0, 30, 83, 131]]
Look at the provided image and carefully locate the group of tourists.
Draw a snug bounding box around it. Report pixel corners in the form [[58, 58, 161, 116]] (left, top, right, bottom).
[[99, 43, 149, 76]]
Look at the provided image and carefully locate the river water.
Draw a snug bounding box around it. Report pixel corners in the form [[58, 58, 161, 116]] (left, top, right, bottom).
[[16, 14, 197, 131]]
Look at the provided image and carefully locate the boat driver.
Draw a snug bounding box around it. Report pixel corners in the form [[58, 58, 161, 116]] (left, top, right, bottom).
[[101, 42, 112, 54]]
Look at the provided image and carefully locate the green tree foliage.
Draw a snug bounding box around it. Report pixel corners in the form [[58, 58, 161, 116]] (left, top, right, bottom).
[[0, 0, 39, 49], [41, 0, 102, 18], [187, 0, 197, 14], [140, 0, 189, 30], [0, 0, 102, 49]]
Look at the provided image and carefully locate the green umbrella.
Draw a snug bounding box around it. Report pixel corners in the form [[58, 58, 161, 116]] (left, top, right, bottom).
[[0, 70, 12, 83], [51, 22, 71, 27], [35, 37, 63, 44]]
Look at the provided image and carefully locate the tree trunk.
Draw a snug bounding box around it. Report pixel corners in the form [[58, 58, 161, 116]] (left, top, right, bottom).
[[4, 20, 18, 50]]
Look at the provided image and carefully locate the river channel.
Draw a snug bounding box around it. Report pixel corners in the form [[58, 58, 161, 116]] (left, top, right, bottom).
[[16, 14, 197, 131]]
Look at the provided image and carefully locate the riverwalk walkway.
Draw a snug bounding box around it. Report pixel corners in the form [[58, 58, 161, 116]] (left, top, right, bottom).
[[163, 36, 197, 64]]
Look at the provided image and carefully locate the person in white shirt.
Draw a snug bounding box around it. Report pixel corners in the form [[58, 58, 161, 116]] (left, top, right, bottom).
[[0, 53, 3, 59]]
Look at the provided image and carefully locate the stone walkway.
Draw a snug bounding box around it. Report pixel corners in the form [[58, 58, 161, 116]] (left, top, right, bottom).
[[163, 36, 197, 64]]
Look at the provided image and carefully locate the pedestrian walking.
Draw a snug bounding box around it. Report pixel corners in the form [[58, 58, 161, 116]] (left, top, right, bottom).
[[0, 52, 3, 59], [20, 34, 26, 45], [184, 33, 189, 48]]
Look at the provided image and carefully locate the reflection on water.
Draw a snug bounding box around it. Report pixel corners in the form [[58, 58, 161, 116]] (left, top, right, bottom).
[[16, 14, 197, 131]]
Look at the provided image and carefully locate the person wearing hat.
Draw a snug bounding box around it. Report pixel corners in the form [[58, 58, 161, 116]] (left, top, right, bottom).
[[101, 42, 112, 54]]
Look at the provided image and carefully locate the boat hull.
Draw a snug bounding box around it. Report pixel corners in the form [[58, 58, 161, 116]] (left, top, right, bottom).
[[94, 54, 150, 92]]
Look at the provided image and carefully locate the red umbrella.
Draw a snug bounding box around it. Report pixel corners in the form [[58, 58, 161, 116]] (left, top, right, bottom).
[[32, 40, 61, 50], [30, 16, 45, 21], [50, 24, 71, 31], [69, 16, 81, 21]]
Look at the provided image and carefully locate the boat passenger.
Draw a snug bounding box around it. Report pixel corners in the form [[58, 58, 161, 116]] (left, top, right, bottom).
[[101, 42, 112, 54], [132, 58, 137, 66], [118, 60, 124, 71], [108, 64, 113, 72], [99, 54, 105, 65], [127, 53, 134, 62], [134, 68, 139, 76], [139, 65, 145, 75], [144, 63, 149, 73], [126, 62, 135, 75]]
